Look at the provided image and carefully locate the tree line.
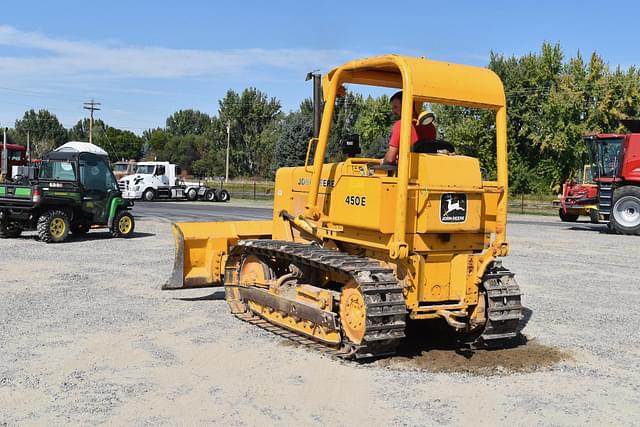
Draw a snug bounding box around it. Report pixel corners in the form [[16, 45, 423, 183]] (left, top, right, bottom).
[[4, 42, 640, 194]]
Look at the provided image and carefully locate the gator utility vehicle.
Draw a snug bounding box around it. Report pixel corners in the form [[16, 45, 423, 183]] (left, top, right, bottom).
[[586, 119, 640, 234], [0, 141, 134, 242], [164, 55, 522, 359]]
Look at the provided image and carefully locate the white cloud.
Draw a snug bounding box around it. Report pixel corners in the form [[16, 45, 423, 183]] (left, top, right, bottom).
[[0, 25, 352, 79]]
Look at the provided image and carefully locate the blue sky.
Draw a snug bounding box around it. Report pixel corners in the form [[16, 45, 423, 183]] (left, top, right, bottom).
[[1, 0, 639, 134]]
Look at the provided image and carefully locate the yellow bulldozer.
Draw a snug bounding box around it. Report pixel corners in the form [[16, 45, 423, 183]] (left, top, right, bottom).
[[164, 54, 522, 359]]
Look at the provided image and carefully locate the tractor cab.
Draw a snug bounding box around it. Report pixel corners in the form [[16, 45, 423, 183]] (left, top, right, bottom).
[[585, 134, 625, 182], [584, 122, 640, 233]]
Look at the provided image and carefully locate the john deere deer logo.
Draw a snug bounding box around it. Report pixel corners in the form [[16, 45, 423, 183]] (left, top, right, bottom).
[[440, 193, 467, 223]]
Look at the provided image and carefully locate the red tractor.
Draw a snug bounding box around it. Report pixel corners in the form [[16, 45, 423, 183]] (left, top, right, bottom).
[[554, 165, 599, 223], [586, 119, 640, 235]]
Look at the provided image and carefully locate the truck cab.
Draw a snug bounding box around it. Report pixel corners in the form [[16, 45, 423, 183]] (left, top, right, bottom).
[[112, 160, 138, 181], [119, 161, 180, 201]]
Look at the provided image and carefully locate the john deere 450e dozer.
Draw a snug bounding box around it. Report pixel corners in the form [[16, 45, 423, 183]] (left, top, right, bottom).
[[164, 55, 522, 359]]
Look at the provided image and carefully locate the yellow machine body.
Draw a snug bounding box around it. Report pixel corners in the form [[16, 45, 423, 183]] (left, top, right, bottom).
[[165, 54, 520, 358]]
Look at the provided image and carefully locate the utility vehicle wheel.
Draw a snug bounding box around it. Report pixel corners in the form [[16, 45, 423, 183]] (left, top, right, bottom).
[[71, 221, 90, 235], [0, 222, 22, 238], [187, 188, 198, 201], [558, 209, 579, 222], [204, 189, 216, 201], [37, 210, 70, 243], [142, 189, 155, 201], [589, 209, 600, 224], [610, 186, 640, 235], [111, 210, 135, 238], [217, 189, 230, 202]]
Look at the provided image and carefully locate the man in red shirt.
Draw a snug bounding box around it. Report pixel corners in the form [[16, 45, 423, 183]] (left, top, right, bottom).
[[382, 91, 436, 165]]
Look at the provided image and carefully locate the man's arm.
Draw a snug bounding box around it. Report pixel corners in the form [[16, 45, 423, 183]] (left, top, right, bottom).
[[382, 145, 399, 165], [381, 120, 401, 164]]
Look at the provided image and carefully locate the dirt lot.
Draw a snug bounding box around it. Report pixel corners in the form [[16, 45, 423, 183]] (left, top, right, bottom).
[[1, 215, 639, 426]]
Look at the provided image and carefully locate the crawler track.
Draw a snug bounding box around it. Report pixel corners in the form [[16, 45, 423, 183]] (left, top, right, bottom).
[[225, 240, 407, 359], [474, 262, 522, 347]]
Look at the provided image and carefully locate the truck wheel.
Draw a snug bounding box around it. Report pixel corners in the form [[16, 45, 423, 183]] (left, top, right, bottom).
[[204, 189, 217, 202], [558, 209, 579, 222], [589, 209, 600, 224], [37, 210, 70, 243], [111, 210, 135, 238], [0, 222, 22, 238], [187, 188, 198, 201], [217, 189, 230, 202], [142, 189, 155, 201], [611, 186, 640, 235]]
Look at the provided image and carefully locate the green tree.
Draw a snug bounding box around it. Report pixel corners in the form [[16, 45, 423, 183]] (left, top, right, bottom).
[[273, 108, 314, 174], [142, 128, 170, 159], [214, 88, 282, 178], [14, 109, 67, 158], [354, 95, 393, 158], [101, 127, 143, 162], [156, 134, 208, 173], [165, 109, 213, 136], [431, 42, 640, 193], [191, 147, 226, 178], [326, 92, 364, 162]]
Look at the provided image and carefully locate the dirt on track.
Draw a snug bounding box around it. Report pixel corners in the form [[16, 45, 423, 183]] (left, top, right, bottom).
[[1, 215, 639, 426]]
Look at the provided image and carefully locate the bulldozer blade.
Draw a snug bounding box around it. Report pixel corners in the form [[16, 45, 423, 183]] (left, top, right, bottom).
[[163, 220, 272, 290]]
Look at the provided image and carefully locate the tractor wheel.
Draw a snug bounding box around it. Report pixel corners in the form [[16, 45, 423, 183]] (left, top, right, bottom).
[[204, 189, 217, 202], [0, 222, 22, 238], [610, 186, 640, 235], [111, 210, 135, 238], [558, 208, 579, 222], [187, 188, 198, 201], [37, 210, 70, 243], [142, 188, 155, 201], [217, 189, 230, 202], [71, 221, 91, 235], [589, 209, 600, 224]]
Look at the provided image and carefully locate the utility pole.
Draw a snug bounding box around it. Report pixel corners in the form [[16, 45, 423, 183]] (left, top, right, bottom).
[[1, 127, 7, 178], [26, 130, 30, 163], [83, 99, 101, 144], [225, 120, 231, 183]]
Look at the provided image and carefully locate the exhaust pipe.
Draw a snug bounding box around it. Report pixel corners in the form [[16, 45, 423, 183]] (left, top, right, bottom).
[[305, 71, 323, 138]]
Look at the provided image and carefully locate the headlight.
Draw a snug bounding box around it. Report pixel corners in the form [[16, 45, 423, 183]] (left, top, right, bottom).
[[133, 185, 140, 191]]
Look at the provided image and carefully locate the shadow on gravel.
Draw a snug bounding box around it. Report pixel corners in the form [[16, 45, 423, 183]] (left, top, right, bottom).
[[5, 231, 155, 242], [566, 224, 608, 233], [374, 308, 570, 374], [174, 290, 226, 302], [69, 231, 156, 241]]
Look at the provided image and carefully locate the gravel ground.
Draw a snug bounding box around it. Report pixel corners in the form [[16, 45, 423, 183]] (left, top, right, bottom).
[[1, 215, 639, 426]]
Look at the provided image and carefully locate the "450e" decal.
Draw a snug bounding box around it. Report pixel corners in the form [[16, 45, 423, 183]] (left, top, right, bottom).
[[345, 195, 367, 206]]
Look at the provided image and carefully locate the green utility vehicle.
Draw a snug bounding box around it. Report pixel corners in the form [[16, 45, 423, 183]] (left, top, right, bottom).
[[0, 141, 135, 243]]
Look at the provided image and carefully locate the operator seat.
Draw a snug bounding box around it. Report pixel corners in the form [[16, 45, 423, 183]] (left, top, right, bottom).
[[412, 139, 455, 154]]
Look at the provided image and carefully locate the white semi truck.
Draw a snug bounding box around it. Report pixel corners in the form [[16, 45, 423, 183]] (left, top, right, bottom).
[[119, 161, 230, 202]]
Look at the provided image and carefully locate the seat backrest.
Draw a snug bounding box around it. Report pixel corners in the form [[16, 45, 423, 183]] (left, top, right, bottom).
[[412, 139, 455, 154]]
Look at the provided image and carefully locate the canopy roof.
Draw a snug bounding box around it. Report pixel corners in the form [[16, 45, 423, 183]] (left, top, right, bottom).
[[55, 141, 108, 156], [325, 54, 506, 109]]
